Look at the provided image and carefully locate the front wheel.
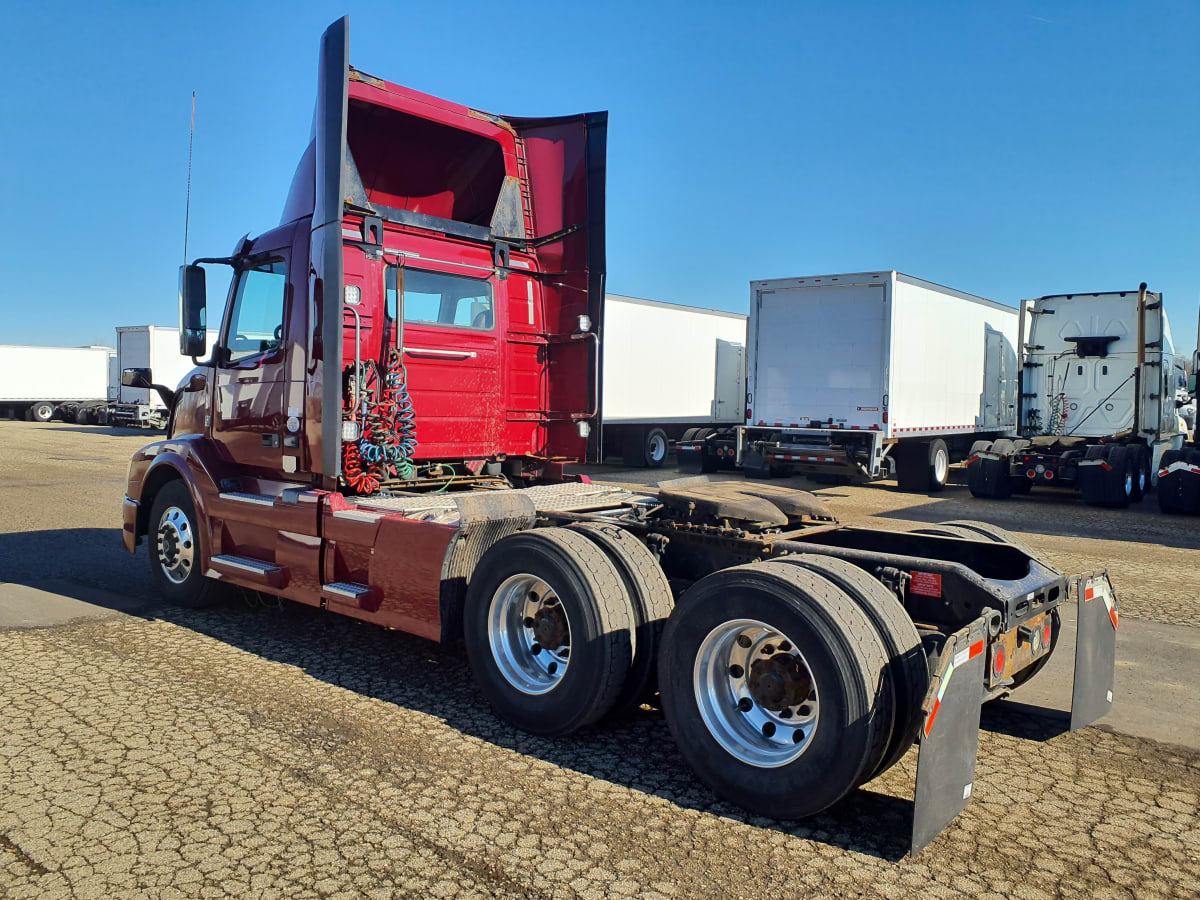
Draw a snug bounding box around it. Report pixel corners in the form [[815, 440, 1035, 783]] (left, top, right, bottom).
[[147, 479, 221, 607], [658, 563, 894, 819]]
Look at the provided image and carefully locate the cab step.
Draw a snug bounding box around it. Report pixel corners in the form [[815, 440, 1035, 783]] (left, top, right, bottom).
[[207, 554, 288, 588], [321, 581, 380, 611]]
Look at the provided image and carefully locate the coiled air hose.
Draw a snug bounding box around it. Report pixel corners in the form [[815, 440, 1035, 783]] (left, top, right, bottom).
[[341, 347, 417, 494]]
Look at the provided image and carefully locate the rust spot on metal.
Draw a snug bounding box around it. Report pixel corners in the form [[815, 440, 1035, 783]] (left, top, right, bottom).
[[468, 108, 517, 135], [349, 67, 386, 89]]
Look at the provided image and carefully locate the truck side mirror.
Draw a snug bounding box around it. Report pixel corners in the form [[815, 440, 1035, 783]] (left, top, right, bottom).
[[179, 264, 208, 357], [1189, 373, 1197, 394], [121, 367, 153, 389]]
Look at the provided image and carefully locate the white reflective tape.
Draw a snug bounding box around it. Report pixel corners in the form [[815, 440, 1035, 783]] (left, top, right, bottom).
[[962, 783, 973, 800], [953, 647, 970, 668], [1106, 690, 1113, 703]]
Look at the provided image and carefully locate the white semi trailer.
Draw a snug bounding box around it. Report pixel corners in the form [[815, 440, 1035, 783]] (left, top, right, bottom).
[[967, 284, 1186, 508], [601, 294, 746, 467], [103, 325, 219, 429], [679, 272, 1019, 491], [0, 344, 115, 422]]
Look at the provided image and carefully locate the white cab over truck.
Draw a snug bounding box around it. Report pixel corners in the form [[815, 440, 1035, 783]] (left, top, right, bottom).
[[105, 325, 219, 429], [0, 344, 115, 422], [967, 284, 1186, 508], [601, 293, 746, 467], [680, 272, 1019, 491]]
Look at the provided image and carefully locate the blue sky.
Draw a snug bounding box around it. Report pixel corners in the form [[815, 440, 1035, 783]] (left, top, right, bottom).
[[1, 1, 1197, 354]]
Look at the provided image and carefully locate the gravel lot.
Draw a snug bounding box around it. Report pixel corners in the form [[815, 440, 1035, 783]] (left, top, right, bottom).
[[2, 422, 1198, 898]]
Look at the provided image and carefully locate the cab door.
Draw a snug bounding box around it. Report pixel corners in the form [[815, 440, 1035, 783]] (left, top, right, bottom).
[[386, 263, 503, 460], [211, 252, 292, 476]]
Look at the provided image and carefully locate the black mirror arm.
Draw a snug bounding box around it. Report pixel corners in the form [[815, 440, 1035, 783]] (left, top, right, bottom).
[[150, 384, 178, 412]]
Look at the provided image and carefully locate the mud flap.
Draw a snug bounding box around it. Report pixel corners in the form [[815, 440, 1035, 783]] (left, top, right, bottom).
[[911, 617, 987, 856], [1070, 572, 1118, 732]]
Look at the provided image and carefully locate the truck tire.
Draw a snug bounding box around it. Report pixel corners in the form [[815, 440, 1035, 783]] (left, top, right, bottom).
[[934, 520, 1037, 558], [693, 427, 721, 473], [766, 555, 926, 780], [895, 439, 949, 492], [1129, 445, 1150, 501], [644, 428, 669, 468], [567, 523, 674, 714], [1158, 449, 1200, 514], [147, 480, 222, 608], [30, 401, 56, 422], [1102, 445, 1134, 508], [657, 563, 894, 818], [463, 528, 635, 736]]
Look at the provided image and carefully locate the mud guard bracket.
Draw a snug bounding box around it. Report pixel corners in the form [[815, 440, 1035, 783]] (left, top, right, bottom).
[[911, 616, 987, 856], [1070, 571, 1118, 731]]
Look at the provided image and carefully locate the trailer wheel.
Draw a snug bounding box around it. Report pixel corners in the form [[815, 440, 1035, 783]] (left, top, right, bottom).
[[1102, 445, 1134, 508], [567, 523, 674, 714], [895, 439, 949, 492], [766, 556, 926, 780], [644, 428, 669, 468], [30, 401, 56, 422], [658, 563, 894, 818], [463, 528, 635, 736], [147, 480, 221, 608]]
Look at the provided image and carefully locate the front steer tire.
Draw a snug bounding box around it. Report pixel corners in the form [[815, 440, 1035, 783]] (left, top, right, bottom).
[[147, 479, 222, 608], [463, 528, 635, 737], [657, 563, 894, 819]]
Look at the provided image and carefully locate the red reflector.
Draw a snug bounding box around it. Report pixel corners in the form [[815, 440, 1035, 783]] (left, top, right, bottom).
[[1099, 461, 1112, 471], [992, 647, 1006, 677], [1044, 470, 1054, 480], [746, 408, 752, 421], [1042, 620, 1052, 645], [1026, 469, 1036, 478], [882, 410, 889, 424], [968, 639, 985, 660], [910, 571, 942, 597], [965, 455, 979, 466]]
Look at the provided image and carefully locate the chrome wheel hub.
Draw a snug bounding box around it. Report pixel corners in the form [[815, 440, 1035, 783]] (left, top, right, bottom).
[[488, 574, 571, 695], [156, 506, 195, 585], [694, 619, 819, 767]]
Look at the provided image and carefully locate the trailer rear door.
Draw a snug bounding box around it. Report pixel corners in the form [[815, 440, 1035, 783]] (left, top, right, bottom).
[[752, 283, 887, 430]]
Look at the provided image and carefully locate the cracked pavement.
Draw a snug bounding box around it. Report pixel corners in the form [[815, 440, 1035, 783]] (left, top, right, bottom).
[[1, 422, 1198, 897]]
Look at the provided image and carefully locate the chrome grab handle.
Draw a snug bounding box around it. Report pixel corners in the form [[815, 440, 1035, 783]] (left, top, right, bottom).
[[403, 347, 477, 359]]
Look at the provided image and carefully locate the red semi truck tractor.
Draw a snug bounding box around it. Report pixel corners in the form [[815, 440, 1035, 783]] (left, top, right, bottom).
[[120, 18, 1118, 854]]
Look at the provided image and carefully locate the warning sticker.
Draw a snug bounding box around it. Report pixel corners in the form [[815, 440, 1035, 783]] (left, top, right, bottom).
[[910, 571, 943, 597]]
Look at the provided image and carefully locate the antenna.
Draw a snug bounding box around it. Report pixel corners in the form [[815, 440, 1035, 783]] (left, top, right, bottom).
[[183, 91, 195, 266]]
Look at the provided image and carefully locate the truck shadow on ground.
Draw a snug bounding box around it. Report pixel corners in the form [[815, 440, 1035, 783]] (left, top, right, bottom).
[[1, 527, 1077, 862]]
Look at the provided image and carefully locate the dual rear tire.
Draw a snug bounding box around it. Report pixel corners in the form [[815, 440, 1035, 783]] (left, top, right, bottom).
[[895, 439, 949, 493]]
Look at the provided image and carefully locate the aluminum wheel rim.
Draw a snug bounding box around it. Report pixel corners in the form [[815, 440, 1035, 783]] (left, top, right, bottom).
[[488, 573, 571, 695], [1124, 473, 1133, 496], [693, 618, 819, 768], [648, 434, 667, 463], [933, 447, 949, 484], [156, 506, 195, 585]]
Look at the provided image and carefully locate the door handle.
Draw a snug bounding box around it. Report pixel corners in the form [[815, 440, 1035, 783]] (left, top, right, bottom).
[[403, 347, 477, 359]]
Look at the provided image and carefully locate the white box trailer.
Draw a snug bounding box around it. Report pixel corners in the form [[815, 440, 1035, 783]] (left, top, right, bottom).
[[107, 325, 219, 428], [601, 294, 746, 466], [0, 344, 115, 422], [679, 272, 1019, 489], [967, 285, 1188, 509]]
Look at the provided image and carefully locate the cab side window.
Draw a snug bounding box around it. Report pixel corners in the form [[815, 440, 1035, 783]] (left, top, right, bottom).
[[386, 266, 494, 331], [226, 261, 287, 363]]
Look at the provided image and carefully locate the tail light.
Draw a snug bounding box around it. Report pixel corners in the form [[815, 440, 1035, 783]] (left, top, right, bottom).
[[745, 407, 752, 421], [882, 411, 889, 424]]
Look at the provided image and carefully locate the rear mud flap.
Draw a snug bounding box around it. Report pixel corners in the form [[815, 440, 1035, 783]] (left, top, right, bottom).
[[1070, 572, 1118, 732], [911, 617, 987, 855]]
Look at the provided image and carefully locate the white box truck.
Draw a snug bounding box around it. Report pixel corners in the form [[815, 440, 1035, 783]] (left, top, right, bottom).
[[968, 284, 1187, 508], [0, 344, 115, 422], [106, 325, 219, 429], [601, 294, 746, 467], [678, 272, 1019, 490]]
